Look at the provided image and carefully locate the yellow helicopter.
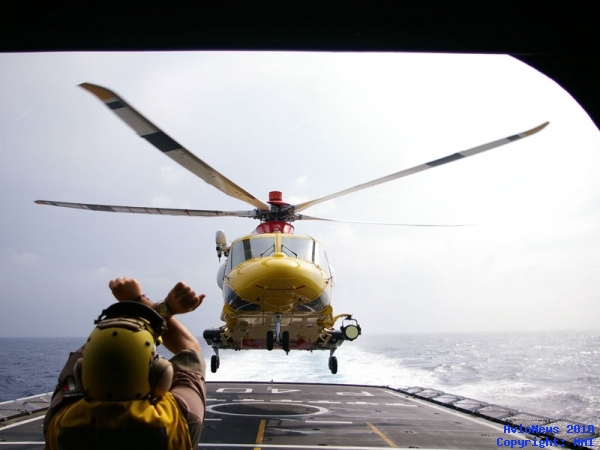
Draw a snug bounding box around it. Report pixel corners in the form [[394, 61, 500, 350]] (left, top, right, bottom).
[[35, 83, 548, 374]]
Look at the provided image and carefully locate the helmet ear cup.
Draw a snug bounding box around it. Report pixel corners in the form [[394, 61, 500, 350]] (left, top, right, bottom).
[[73, 358, 84, 393], [149, 355, 174, 398]]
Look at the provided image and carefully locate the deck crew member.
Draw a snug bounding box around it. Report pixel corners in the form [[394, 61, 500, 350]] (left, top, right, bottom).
[[44, 277, 206, 450]]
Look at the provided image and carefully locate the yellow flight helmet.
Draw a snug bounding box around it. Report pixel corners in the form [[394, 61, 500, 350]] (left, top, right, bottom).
[[76, 302, 173, 401]]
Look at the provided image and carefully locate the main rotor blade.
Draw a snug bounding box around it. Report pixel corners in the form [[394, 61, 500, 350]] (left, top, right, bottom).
[[293, 122, 549, 213], [35, 200, 257, 218], [296, 214, 471, 226], [79, 83, 270, 211]]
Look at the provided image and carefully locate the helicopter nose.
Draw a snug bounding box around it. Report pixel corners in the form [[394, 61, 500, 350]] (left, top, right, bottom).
[[257, 253, 304, 289], [227, 253, 327, 312], [231, 253, 305, 291], [261, 252, 300, 273]]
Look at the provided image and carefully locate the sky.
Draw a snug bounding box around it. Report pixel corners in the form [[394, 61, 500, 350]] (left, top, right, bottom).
[[0, 51, 599, 337]]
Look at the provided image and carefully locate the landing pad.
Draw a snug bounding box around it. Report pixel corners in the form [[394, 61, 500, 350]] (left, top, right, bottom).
[[200, 382, 508, 449], [0, 382, 595, 449]]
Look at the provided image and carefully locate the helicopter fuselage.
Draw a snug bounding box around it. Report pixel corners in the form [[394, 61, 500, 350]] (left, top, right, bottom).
[[215, 231, 337, 349]]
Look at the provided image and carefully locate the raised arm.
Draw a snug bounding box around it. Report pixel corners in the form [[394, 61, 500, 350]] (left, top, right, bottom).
[[108, 278, 204, 355]]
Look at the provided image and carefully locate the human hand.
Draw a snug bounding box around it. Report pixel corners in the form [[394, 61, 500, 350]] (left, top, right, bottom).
[[164, 282, 204, 315], [108, 277, 143, 301]]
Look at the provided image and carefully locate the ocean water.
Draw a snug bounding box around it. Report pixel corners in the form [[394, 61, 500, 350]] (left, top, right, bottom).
[[1, 331, 598, 426]]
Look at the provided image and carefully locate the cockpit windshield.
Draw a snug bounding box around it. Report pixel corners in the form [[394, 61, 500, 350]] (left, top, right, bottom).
[[227, 235, 330, 276], [281, 236, 330, 276], [280, 236, 313, 260], [228, 236, 275, 270]]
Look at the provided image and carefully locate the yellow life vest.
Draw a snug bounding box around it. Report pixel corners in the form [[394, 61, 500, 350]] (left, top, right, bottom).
[[45, 392, 192, 450]]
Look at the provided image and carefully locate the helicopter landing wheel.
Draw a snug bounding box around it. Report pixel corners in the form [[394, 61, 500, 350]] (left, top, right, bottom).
[[211, 355, 220, 373], [282, 331, 290, 354], [266, 330, 274, 351], [328, 356, 338, 374]]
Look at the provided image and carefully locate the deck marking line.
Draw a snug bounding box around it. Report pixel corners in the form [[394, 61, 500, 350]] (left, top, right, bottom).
[[308, 400, 340, 404], [384, 403, 417, 407], [0, 442, 45, 445], [336, 390, 373, 396], [216, 387, 253, 393], [0, 415, 45, 431], [206, 402, 328, 417], [267, 388, 300, 394], [366, 422, 397, 448], [253, 419, 266, 450], [347, 402, 378, 405], [305, 420, 353, 424]]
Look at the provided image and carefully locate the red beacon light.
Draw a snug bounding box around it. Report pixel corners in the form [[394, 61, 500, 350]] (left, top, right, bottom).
[[267, 191, 289, 206]]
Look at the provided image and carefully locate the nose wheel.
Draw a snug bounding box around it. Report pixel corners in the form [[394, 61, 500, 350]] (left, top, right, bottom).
[[266, 314, 290, 353], [265, 330, 290, 354]]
